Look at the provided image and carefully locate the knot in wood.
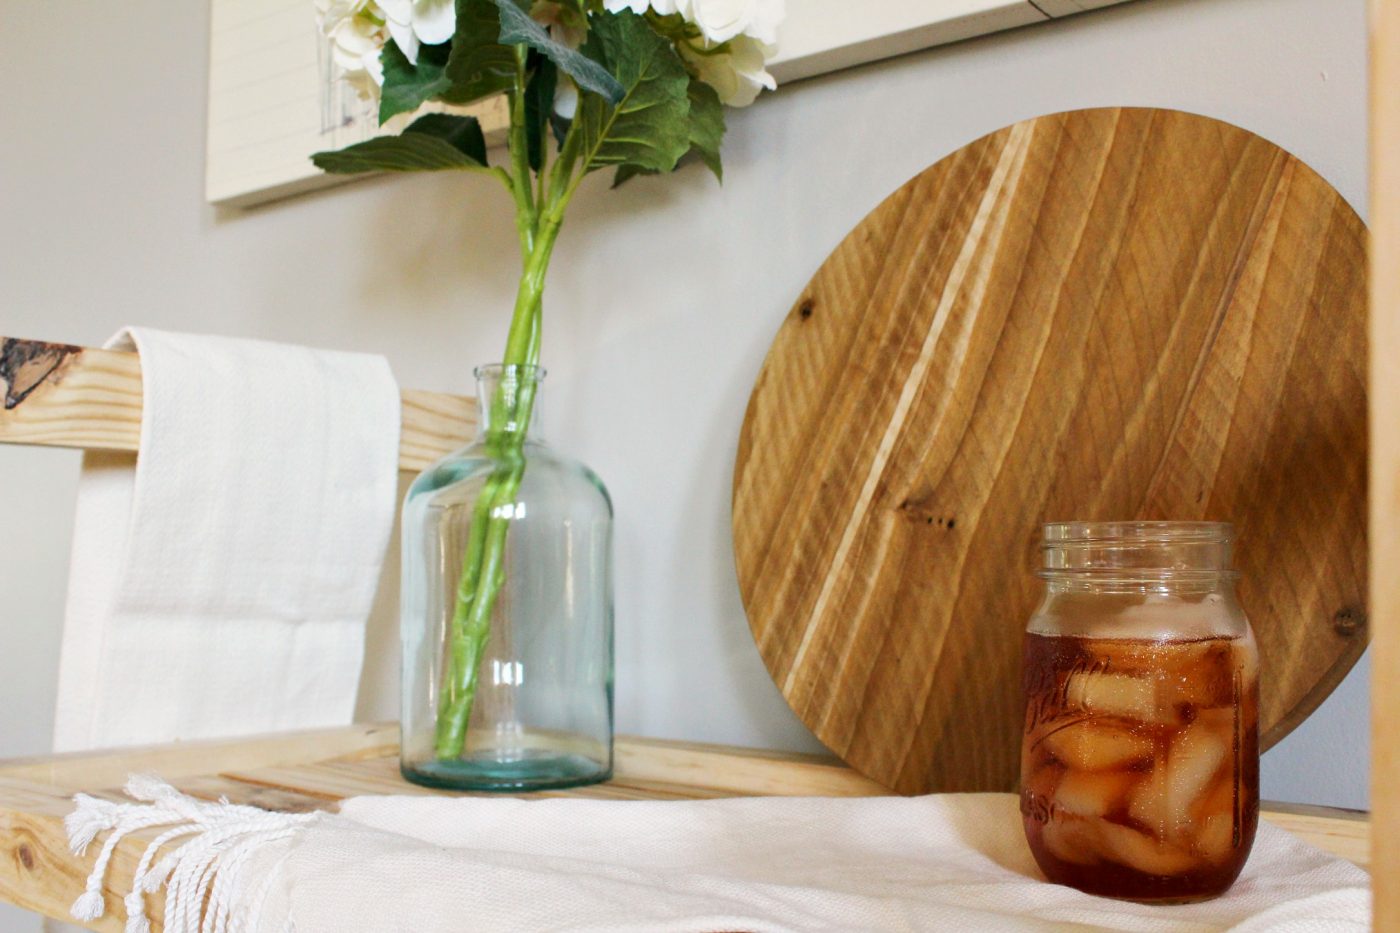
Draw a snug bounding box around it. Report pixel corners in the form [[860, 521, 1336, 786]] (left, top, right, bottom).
[[1333, 606, 1367, 638], [0, 338, 81, 410]]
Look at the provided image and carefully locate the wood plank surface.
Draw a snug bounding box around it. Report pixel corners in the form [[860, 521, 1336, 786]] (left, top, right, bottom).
[[0, 722, 397, 792], [733, 107, 1369, 795], [1373, 0, 1400, 926], [1255, 801, 1370, 870], [0, 774, 183, 933], [0, 728, 1369, 931], [0, 338, 474, 472]]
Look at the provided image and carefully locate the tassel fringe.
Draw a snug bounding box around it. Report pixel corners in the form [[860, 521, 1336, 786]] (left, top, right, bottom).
[[65, 775, 319, 933]]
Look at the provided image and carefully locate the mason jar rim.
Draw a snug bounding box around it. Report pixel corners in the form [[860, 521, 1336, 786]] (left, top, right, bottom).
[[1041, 520, 1234, 546]]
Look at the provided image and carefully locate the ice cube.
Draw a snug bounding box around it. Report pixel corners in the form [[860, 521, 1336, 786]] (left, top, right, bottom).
[[1194, 769, 1236, 820], [1041, 721, 1153, 771], [1170, 639, 1239, 709], [1128, 765, 1169, 835], [1190, 765, 1241, 861], [1096, 821, 1197, 876], [1128, 721, 1229, 839], [1023, 731, 1064, 775], [1195, 706, 1238, 735], [1041, 817, 1102, 866], [1054, 769, 1135, 818], [1111, 596, 1236, 642], [1023, 759, 1062, 797], [1166, 722, 1230, 810], [1066, 671, 1174, 724], [1194, 811, 1237, 863]]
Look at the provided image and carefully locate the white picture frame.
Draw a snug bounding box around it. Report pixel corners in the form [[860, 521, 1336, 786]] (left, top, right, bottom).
[[205, 0, 1135, 208]]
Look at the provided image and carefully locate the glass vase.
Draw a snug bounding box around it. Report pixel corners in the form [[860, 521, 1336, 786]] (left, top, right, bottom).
[[400, 364, 614, 790]]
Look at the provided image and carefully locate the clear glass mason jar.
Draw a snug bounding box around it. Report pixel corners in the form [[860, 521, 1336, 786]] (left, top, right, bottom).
[[1020, 521, 1259, 903], [400, 364, 614, 791]]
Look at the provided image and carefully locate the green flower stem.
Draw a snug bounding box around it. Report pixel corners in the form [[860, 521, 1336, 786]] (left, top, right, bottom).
[[433, 465, 505, 755], [508, 48, 538, 258], [313, 10, 714, 764], [432, 71, 588, 759], [434, 460, 520, 756], [432, 180, 570, 759]]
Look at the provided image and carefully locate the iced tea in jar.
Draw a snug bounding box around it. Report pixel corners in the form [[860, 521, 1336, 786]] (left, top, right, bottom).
[[1021, 522, 1259, 902]]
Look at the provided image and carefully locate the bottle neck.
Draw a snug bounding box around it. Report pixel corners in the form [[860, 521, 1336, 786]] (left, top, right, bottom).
[[475, 364, 545, 439]]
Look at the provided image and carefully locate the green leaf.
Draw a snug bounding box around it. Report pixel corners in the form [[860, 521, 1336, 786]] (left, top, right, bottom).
[[490, 0, 624, 103], [611, 164, 655, 188], [576, 11, 691, 176], [685, 78, 724, 182], [379, 40, 454, 124], [404, 113, 488, 165], [442, 0, 517, 105], [524, 57, 558, 172], [311, 131, 488, 174], [612, 82, 724, 187]]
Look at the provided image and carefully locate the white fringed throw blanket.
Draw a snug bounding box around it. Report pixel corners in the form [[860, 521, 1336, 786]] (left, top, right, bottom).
[[68, 778, 1369, 932]]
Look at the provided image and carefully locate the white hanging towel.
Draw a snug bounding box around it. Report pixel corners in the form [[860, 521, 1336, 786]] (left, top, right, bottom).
[[52, 328, 401, 751], [68, 782, 1369, 932]]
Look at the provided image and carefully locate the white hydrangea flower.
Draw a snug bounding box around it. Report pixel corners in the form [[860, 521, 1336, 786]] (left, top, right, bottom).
[[676, 0, 748, 45], [316, 0, 390, 99], [682, 33, 776, 107], [554, 81, 579, 119], [602, 0, 679, 15], [677, 0, 780, 44], [531, 2, 589, 51], [738, 0, 782, 46], [378, 0, 456, 64], [528, 2, 587, 118], [600, 0, 781, 104]]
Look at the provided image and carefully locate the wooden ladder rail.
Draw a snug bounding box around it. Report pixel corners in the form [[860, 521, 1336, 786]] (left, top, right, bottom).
[[1373, 1, 1400, 928], [0, 337, 474, 471]]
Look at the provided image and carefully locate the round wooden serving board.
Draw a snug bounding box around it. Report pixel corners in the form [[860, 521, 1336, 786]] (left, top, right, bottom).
[[732, 108, 1368, 796]]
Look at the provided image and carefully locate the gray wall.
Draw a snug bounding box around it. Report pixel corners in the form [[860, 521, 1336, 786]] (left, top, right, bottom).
[[0, 0, 1369, 927]]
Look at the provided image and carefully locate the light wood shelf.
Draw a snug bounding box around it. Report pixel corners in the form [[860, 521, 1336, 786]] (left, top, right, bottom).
[[0, 726, 1369, 932], [0, 337, 474, 472], [1373, 3, 1398, 929]]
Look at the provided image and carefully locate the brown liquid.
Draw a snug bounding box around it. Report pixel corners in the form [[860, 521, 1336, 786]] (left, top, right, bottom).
[[1021, 632, 1259, 902]]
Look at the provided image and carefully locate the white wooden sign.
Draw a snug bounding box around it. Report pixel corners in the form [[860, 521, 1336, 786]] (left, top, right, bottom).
[[205, 0, 1135, 208]]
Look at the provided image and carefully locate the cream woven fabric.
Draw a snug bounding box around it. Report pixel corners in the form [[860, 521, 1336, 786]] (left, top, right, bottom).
[[53, 328, 401, 751], [69, 783, 1368, 932]]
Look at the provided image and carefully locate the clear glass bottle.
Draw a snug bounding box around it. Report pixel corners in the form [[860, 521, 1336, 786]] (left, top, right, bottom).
[[1021, 521, 1259, 902], [400, 364, 614, 791]]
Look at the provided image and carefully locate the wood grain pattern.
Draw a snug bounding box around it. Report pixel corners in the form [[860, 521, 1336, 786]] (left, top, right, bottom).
[[0, 338, 475, 471], [1372, 1, 1400, 924], [733, 108, 1368, 795], [0, 722, 397, 792], [0, 727, 1367, 931]]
